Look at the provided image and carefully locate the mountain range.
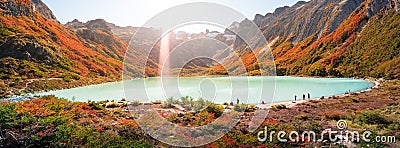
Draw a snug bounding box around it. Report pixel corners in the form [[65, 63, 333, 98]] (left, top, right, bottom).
[[0, 0, 399, 97]]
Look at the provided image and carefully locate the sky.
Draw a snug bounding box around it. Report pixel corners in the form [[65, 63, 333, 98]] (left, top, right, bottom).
[[42, 0, 304, 32]]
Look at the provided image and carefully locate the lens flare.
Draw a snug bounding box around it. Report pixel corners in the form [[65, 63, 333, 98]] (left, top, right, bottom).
[[159, 33, 170, 77]]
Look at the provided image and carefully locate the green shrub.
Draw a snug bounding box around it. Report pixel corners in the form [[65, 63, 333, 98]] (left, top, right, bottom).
[[34, 70, 45, 78], [307, 121, 323, 133], [233, 104, 247, 112], [165, 97, 180, 104], [57, 73, 80, 82], [131, 100, 141, 107], [245, 104, 256, 112], [296, 113, 308, 121], [166, 113, 181, 123], [351, 98, 360, 103], [271, 104, 287, 111], [206, 103, 224, 117], [11, 76, 22, 82], [89, 102, 105, 110], [0, 103, 18, 128], [192, 98, 209, 112], [355, 111, 390, 125], [180, 96, 194, 106], [323, 111, 345, 121], [162, 103, 174, 109]]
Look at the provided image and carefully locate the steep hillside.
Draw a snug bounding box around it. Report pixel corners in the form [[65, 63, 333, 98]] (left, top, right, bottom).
[[0, 0, 142, 97], [65, 19, 164, 77], [222, 0, 399, 79], [330, 9, 399, 78], [65, 19, 161, 44], [251, 0, 364, 44]]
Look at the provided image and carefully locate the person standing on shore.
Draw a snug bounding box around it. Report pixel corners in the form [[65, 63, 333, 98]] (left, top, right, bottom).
[[237, 98, 239, 104], [303, 94, 305, 100], [308, 93, 310, 99], [294, 95, 297, 102]]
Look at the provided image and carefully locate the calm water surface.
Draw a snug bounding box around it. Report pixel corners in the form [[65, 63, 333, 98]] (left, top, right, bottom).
[[37, 76, 374, 104]]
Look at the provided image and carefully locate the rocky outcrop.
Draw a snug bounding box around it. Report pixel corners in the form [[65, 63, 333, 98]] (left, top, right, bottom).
[[232, 19, 261, 49], [85, 19, 112, 32], [64, 19, 85, 29], [66, 19, 161, 43], [0, 1, 61, 64], [65, 19, 127, 60], [0, 1, 35, 18], [66, 19, 112, 33], [365, 0, 400, 17], [0, 37, 56, 63], [103, 23, 139, 43], [0, 0, 56, 21], [236, 0, 364, 43]]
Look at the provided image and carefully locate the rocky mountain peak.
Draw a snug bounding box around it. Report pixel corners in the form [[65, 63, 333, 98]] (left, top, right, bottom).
[[0, 0, 57, 21], [365, 0, 400, 17], [65, 18, 112, 33], [31, 0, 57, 21], [293, 1, 308, 7], [0, 0, 35, 18], [224, 21, 240, 35], [273, 6, 290, 16], [65, 19, 85, 30], [85, 19, 112, 32], [71, 19, 80, 23]]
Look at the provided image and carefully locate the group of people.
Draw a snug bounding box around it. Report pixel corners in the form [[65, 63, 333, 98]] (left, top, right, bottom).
[[229, 98, 242, 106], [231, 94, 312, 105], [294, 93, 311, 101]]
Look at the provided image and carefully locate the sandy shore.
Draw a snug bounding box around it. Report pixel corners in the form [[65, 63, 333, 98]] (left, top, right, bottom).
[[256, 78, 381, 110]]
